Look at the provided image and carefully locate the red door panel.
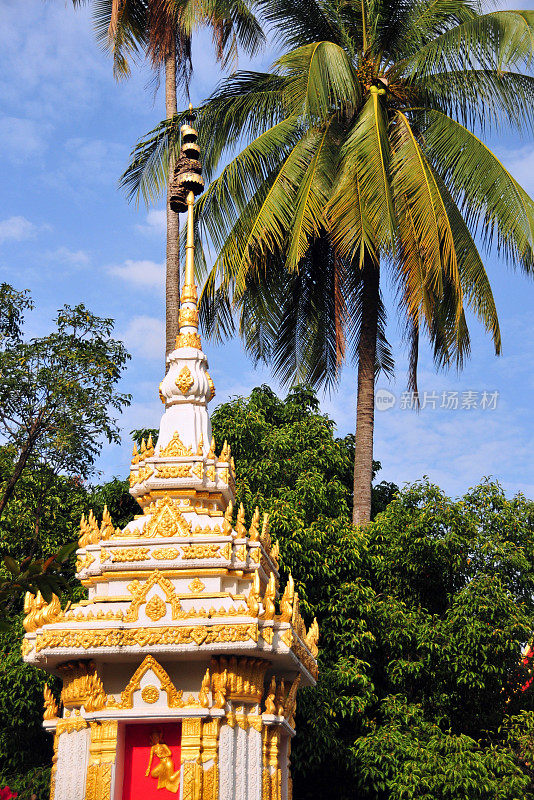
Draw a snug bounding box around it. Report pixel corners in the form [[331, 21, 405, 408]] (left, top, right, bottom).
[[122, 722, 182, 800]]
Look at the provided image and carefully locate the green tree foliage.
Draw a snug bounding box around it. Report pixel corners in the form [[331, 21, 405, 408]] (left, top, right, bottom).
[[0, 284, 130, 612], [211, 387, 534, 799]]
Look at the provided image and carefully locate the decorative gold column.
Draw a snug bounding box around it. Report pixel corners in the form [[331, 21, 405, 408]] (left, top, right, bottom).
[[85, 720, 118, 800], [201, 718, 221, 800], [182, 718, 203, 800], [262, 726, 282, 800]]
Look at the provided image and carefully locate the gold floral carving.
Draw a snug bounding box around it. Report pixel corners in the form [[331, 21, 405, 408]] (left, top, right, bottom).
[[235, 545, 247, 561], [156, 464, 192, 479], [179, 307, 199, 327], [141, 497, 191, 538], [55, 714, 89, 738], [124, 571, 181, 622], [250, 548, 261, 564], [305, 618, 319, 658], [108, 547, 150, 563], [261, 626, 274, 645], [211, 655, 269, 703], [206, 372, 216, 401], [206, 465, 216, 482], [35, 623, 258, 652], [182, 544, 221, 560], [181, 285, 198, 304], [176, 332, 202, 349], [43, 684, 58, 720], [116, 655, 184, 709], [152, 547, 181, 560], [23, 591, 64, 632], [176, 366, 194, 395], [202, 764, 217, 800], [188, 578, 205, 594], [291, 632, 319, 680], [159, 432, 193, 457], [141, 685, 160, 704], [218, 468, 229, 484], [145, 595, 167, 621], [76, 552, 95, 572], [280, 628, 293, 648], [59, 660, 107, 712], [21, 638, 33, 657], [192, 462, 204, 479]]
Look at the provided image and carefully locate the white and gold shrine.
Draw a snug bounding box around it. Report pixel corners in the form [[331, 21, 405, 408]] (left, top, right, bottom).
[[21, 116, 318, 800]]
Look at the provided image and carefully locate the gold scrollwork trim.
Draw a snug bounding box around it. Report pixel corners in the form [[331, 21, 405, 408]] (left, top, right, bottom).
[[36, 623, 259, 652], [156, 465, 192, 479], [108, 547, 150, 563], [182, 544, 221, 560]]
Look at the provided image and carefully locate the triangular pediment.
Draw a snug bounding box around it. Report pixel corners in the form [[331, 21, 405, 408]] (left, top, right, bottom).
[[141, 497, 191, 538], [124, 570, 182, 622], [119, 655, 184, 709]]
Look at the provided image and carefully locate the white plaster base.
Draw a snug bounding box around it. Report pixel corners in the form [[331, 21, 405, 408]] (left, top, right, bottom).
[[53, 727, 90, 800]]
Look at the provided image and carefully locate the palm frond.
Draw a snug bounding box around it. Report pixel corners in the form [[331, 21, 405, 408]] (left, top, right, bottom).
[[422, 69, 534, 133], [329, 92, 395, 258], [413, 108, 534, 271], [399, 11, 534, 78], [276, 40, 360, 120]]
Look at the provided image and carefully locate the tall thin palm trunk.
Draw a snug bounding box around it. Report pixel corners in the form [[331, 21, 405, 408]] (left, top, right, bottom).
[[165, 38, 180, 362], [353, 257, 379, 526]]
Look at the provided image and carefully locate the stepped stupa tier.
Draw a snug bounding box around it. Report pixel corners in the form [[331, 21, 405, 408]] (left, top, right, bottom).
[[21, 109, 318, 800]]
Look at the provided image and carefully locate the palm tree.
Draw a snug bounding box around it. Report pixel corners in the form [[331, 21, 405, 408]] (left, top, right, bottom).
[[121, 0, 534, 524], [73, 0, 263, 360]]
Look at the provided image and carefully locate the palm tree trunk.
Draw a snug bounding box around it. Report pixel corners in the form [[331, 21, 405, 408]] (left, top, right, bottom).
[[353, 256, 379, 526], [165, 38, 180, 363]]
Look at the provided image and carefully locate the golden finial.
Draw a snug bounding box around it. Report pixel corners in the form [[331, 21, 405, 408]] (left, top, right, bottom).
[[249, 508, 260, 541], [171, 103, 204, 349], [223, 501, 233, 535], [262, 574, 276, 621], [265, 677, 276, 714], [43, 685, 59, 721], [246, 571, 261, 617], [236, 503, 247, 537], [280, 574, 294, 622], [207, 437, 216, 460]]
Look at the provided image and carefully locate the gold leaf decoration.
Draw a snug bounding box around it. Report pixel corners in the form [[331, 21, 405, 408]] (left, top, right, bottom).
[[145, 595, 167, 622], [188, 578, 206, 594], [182, 544, 221, 560], [152, 548, 180, 560], [156, 465, 192, 479], [141, 685, 160, 704], [176, 366, 194, 395], [176, 332, 201, 349], [159, 432, 193, 458]]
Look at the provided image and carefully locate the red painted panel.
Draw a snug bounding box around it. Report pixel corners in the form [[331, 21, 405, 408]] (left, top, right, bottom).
[[122, 722, 182, 800]]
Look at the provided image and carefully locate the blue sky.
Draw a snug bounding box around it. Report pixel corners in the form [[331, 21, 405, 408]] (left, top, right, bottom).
[[1, 0, 534, 497]]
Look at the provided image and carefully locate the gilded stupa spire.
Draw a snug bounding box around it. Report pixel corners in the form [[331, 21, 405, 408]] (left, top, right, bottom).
[[170, 104, 205, 350]]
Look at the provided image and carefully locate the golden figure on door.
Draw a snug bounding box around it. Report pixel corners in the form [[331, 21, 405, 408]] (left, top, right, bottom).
[[145, 730, 181, 793]]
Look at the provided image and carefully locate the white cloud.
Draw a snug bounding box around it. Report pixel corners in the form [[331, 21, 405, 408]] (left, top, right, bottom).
[[500, 144, 534, 197], [137, 210, 166, 236], [108, 259, 165, 290], [47, 246, 90, 267], [0, 215, 36, 244], [0, 116, 47, 161], [121, 316, 165, 360]]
